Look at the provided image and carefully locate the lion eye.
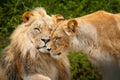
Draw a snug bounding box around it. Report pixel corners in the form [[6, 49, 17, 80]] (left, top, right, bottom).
[[34, 28, 41, 33], [49, 28, 52, 31]]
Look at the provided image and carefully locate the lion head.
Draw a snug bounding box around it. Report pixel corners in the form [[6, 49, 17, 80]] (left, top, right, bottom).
[[9, 7, 56, 58]]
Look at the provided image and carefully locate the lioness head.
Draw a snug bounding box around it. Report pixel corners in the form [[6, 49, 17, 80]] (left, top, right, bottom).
[[47, 19, 78, 57]]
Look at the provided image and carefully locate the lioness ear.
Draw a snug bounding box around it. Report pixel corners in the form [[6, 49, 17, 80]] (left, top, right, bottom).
[[65, 20, 78, 35], [22, 12, 34, 23], [34, 7, 47, 17], [52, 14, 64, 23]]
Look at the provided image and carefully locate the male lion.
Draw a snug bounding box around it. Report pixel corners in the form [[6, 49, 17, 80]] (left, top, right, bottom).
[[0, 7, 71, 80], [47, 10, 120, 80]]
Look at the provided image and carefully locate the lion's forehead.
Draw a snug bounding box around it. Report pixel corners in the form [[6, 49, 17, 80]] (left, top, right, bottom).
[[31, 19, 54, 29], [33, 18, 54, 25]]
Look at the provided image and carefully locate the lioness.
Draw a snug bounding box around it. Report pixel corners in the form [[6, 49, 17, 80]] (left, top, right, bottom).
[[47, 10, 120, 80], [0, 7, 71, 80]]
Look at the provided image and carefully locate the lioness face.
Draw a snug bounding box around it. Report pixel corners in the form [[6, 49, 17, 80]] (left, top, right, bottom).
[[47, 20, 78, 56]]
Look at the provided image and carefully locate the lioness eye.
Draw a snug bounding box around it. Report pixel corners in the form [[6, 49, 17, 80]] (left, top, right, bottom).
[[54, 37, 61, 42], [34, 28, 41, 33], [54, 38, 57, 42]]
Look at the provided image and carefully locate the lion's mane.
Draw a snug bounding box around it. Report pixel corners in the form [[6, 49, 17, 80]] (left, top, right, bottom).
[[0, 7, 70, 80]]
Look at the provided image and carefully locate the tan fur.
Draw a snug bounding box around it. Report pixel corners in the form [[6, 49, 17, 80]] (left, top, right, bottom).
[[48, 11, 120, 80], [0, 7, 71, 80]]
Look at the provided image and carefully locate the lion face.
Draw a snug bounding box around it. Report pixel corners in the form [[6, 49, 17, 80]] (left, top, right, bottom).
[[27, 19, 53, 53], [47, 20, 78, 56]]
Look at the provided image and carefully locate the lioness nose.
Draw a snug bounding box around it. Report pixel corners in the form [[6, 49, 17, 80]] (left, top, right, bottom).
[[41, 39, 50, 43], [47, 48, 51, 51]]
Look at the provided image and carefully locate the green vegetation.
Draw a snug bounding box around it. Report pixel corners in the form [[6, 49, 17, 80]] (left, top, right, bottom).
[[68, 52, 101, 80], [0, 0, 120, 80]]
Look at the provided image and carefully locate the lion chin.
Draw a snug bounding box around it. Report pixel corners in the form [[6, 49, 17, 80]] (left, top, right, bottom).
[[0, 7, 71, 80], [39, 47, 49, 53]]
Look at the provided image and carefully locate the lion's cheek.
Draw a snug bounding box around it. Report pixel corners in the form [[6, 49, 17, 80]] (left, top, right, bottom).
[[39, 40, 45, 47], [34, 40, 45, 49]]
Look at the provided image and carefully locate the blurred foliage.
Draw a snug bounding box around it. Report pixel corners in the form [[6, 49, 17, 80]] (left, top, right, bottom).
[[0, 0, 120, 79], [68, 52, 101, 80]]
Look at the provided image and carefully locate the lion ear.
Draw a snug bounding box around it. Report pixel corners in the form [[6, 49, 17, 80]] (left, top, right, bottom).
[[52, 14, 64, 23], [65, 20, 78, 36], [22, 12, 34, 23]]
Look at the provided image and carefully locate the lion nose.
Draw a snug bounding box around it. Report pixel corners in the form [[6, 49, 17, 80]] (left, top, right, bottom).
[[41, 39, 50, 44]]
